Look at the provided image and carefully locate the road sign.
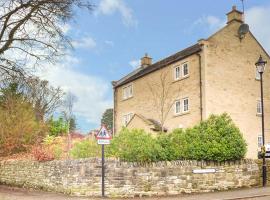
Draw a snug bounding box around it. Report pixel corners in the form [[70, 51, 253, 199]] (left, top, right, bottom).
[[96, 126, 112, 140], [96, 125, 112, 197]]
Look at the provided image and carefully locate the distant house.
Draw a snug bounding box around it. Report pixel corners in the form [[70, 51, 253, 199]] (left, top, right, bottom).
[[112, 6, 270, 159]]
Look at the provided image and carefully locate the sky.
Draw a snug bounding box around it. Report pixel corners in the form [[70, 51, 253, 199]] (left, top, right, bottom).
[[38, 0, 270, 133]]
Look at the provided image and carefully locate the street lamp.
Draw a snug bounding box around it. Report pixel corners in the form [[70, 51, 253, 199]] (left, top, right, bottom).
[[255, 55, 267, 187]]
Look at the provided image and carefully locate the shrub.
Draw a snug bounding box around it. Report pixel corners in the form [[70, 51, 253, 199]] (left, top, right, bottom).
[[70, 139, 100, 159], [32, 146, 54, 162], [107, 128, 163, 162], [160, 113, 247, 162], [48, 117, 68, 137], [111, 114, 247, 162]]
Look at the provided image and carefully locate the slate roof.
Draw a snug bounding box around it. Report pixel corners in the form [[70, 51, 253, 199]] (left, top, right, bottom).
[[113, 43, 202, 88]]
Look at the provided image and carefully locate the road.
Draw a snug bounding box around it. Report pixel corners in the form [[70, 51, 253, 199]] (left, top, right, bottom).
[[0, 185, 270, 200]]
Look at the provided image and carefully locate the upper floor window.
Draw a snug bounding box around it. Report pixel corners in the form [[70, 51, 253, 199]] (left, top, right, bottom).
[[123, 113, 133, 126], [174, 66, 181, 80], [123, 84, 133, 100], [182, 63, 189, 77], [183, 98, 189, 112], [175, 100, 181, 114], [173, 62, 189, 81], [257, 100, 262, 115], [175, 97, 189, 115]]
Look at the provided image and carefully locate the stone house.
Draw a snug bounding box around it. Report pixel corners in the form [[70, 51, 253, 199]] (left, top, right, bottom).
[[112, 6, 270, 159]]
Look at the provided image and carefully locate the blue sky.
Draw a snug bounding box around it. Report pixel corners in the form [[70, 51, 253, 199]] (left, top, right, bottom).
[[39, 0, 270, 133]]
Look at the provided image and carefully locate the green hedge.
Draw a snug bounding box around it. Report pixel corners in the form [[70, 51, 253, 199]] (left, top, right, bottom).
[[108, 113, 247, 162]]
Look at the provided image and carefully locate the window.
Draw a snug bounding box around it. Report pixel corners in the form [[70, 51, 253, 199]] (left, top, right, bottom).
[[174, 66, 181, 80], [175, 100, 181, 114], [123, 113, 133, 126], [257, 100, 262, 115], [183, 98, 189, 112], [123, 84, 133, 100], [182, 63, 189, 77], [258, 135, 263, 147], [256, 68, 261, 80], [175, 97, 189, 115]]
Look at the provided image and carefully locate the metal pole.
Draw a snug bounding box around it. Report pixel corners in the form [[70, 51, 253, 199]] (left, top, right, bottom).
[[102, 144, 105, 197], [260, 72, 267, 187]]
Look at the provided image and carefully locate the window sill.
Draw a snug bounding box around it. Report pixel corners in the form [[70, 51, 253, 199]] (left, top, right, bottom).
[[122, 96, 133, 101], [174, 111, 190, 117], [255, 78, 261, 81], [173, 75, 190, 83], [257, 113, 262, 117]]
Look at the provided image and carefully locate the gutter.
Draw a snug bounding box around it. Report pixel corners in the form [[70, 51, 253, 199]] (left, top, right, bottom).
[[197, 53, 203, 122]]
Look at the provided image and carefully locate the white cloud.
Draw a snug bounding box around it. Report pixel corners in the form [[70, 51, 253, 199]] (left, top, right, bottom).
[[37, 54, 112, 129], [193, 5, 270, 53], [194, 15, 225, 32], [246, 6, 270, 53], [72, 36, 97, 49], [104, 40, 114, 46], [129, 59, 141, 69], [96, 0, 137, 27]]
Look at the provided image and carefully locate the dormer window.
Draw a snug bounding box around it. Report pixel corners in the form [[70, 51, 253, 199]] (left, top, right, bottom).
[[123, 84, 133, 100]]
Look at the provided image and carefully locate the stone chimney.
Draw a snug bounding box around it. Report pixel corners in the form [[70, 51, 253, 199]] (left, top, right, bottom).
[[141, 53, 152, 68], [226, 5, 244, 24]]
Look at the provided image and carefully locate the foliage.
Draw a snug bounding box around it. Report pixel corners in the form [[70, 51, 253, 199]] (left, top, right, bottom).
[[110, 114, 247, 162], [0, 83, 46, 156], [48, 117, 68, 137], [69, 116, 77, 132], [70, 139, 100, 159], [32, 146, 54, 162], [107, 128, 163, 162], [101, 108, 113, 131]]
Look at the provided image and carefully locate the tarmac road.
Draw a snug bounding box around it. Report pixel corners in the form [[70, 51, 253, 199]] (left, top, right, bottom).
[[0, 185, 270, 200]]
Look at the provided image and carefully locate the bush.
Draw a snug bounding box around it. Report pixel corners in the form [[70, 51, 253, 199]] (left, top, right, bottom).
[[48, 117, 68, 137], [32, 146, 54, 162], [160, 113, 247, 162], [70, 139, 100, 159], [111, 114, 247, 162], [107, 128, 163, 162]]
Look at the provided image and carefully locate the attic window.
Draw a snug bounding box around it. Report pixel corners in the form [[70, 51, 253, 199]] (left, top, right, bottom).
[[123, 84, 133, 100]]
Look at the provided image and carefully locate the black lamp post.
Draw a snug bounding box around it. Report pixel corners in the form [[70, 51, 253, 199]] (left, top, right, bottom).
[[256, 55, 267, 187]]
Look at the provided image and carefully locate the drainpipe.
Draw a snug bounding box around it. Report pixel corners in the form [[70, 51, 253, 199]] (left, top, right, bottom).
[[197, 53, 203, 122]]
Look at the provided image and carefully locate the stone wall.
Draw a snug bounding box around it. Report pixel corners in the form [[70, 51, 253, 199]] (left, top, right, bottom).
[[0, 159, 260, 197]]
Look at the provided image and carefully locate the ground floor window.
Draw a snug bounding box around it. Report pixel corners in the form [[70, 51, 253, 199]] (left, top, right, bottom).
[[258, 135, 263, 147]]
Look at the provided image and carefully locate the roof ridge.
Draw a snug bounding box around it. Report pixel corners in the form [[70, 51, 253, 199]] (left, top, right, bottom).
[[113, 43, 201, 88]]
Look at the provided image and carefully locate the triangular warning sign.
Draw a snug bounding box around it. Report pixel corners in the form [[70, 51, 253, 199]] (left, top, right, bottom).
[[96, 125, 112, 139]]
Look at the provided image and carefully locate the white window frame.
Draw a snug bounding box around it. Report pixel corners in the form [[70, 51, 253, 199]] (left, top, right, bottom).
[[174, 65, 181, 80], [182, 62, 189, 77], [123, 113, 133, 126], [257, 100, 262, 115], [123, 84, 133, 100], [258, 135, 263, 147], [182, 97, 189, 113], [175, 100, 181, 114], [175, 97, 189, 115]]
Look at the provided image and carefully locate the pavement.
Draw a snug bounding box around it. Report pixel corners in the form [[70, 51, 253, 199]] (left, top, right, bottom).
[[1, 185, 270, 200]]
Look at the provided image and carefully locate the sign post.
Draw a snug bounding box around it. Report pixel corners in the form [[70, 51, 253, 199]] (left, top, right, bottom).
[[96, 125, 112, 197]]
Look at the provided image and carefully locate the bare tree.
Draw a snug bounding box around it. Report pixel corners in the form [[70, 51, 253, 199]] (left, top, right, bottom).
[[0, 76, 64, 121], [147, 70, 180, 133], [62, 91, 77, 155], [26, 77, 64, 121], [0, 0, 93, 78]]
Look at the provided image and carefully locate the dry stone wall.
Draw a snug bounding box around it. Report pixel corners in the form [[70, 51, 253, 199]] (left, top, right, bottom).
[[0, 159, 261, 197]]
